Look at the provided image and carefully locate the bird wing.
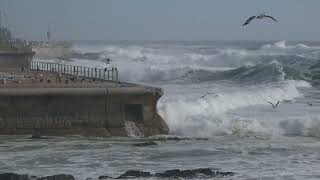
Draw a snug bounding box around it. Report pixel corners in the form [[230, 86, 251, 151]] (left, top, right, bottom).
[[267, 101, 275, 107], [275, 101, 280, 107], [242, 16, 256, 26], [265, 15, 278, 22]]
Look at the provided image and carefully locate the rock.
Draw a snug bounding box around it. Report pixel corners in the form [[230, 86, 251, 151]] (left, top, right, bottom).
[[0, 173, 30, 180], [116, 170, 152, 179], [155, 169, 181, 178], [133, 141, 158, 147], [98, 175, 113, 179], [30, 133, 42, 139], [155, 168, 235, 179], [166, 137, 190, 141], [214, 171, 235, 177], [195, 137, 209, 141], [36, 174, 75, 180]]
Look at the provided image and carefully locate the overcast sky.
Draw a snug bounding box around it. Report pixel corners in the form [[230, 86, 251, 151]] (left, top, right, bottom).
[[1, 0, 319, 41]]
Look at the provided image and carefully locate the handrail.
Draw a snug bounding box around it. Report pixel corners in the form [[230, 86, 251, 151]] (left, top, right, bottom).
[[29, 61, 119, 81]]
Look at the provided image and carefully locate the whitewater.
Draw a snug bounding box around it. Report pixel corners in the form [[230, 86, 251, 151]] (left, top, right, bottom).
[[2, 40, 320, 179]]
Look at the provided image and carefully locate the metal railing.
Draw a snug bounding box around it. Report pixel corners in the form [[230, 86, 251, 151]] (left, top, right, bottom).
[[29, 41, 72, 48], [0, 38, 32, 52], [30, 61, 119, 81]]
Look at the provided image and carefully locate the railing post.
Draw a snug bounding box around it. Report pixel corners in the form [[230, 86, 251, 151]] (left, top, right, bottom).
[[87, 68, 89, 77], [112, 68, 114, 81], [115, 68, 118, 81]]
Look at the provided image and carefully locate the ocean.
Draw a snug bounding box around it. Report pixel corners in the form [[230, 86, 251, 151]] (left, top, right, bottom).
[[1, 40, 320, 179]]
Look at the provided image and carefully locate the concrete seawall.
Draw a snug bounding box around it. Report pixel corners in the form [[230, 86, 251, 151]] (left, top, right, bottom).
[[0, 41, 169, 137], [0, 85, 169, 137], [32, 46, 72, 59]]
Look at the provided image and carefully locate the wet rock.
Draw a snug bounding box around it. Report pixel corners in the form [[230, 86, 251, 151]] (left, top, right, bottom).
[[150, 136, 209, 142], [155, 169, 181, 178], [133, 141, 158, 147], [98, 175, 113, 179], [30, 135, 42, 139], [155, 168, 235, 178], [36, 174, 75, 180], [195, 137, 209, 141], [0, 173, 30, 180], [116, 170, 152, 179], [214, 171, 235, 177], [30, 133, 49, 139], [166, 137, 190, 141]]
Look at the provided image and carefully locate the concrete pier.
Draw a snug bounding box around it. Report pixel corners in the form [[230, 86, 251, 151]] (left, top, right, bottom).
[[0, 28, 168, 137], [0, 66, 169, 137]]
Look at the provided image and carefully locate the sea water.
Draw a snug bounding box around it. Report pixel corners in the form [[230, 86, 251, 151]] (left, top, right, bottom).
[[1, 40, 320, 179]]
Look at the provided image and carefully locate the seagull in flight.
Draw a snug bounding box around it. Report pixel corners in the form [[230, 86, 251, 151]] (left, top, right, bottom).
[[201, 91, 216, 98], [267, 101, 280, 108], [242, 14, 278, 26]]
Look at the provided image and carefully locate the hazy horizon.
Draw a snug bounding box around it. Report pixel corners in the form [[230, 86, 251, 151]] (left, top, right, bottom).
[[1, 0, 320, 41]]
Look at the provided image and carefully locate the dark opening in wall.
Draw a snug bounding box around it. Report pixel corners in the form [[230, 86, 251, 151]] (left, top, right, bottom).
[[124, 104, 143, 123]]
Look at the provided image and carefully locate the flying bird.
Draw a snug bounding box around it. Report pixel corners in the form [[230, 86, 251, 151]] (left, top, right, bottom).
[[242, 14, 278, 26], [267, 101, 280, 108], [201, 92, 215, 98]]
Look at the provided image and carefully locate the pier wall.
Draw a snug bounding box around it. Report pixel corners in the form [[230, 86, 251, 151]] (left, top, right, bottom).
[[32, 44, 73, 59], [0, 87, 169, 137]]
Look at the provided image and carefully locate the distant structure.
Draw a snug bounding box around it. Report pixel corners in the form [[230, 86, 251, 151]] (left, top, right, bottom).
[[0, 10, 34, 67], [0, 10, 5, 28], [30, 25, 73, 59], [46, 25, 51, 42]]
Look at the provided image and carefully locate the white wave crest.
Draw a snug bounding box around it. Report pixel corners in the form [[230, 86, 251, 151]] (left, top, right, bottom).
[[158, 80, 310, 137], [261, 40, 319, 50]]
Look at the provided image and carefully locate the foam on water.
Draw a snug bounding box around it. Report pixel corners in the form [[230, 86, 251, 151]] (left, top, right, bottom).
[[124, 121, 144, 138], [5, 41, 320, 179], [33, 41, 320, 139], [158, 80, 312, 137]]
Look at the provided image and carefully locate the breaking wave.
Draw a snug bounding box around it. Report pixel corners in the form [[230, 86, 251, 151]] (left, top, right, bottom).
[[158, 80, 313, 137], [70, 41, 320, 138], [261, 40, 320, 50], [70, 41, 320, 83]]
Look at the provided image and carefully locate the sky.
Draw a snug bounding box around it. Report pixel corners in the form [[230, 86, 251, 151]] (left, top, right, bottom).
[[1, 0, 320, 41]]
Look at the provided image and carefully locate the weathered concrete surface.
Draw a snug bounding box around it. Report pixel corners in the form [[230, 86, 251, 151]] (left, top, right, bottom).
[[0, 86, 169, 137], [32, 46, 73, 59]]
